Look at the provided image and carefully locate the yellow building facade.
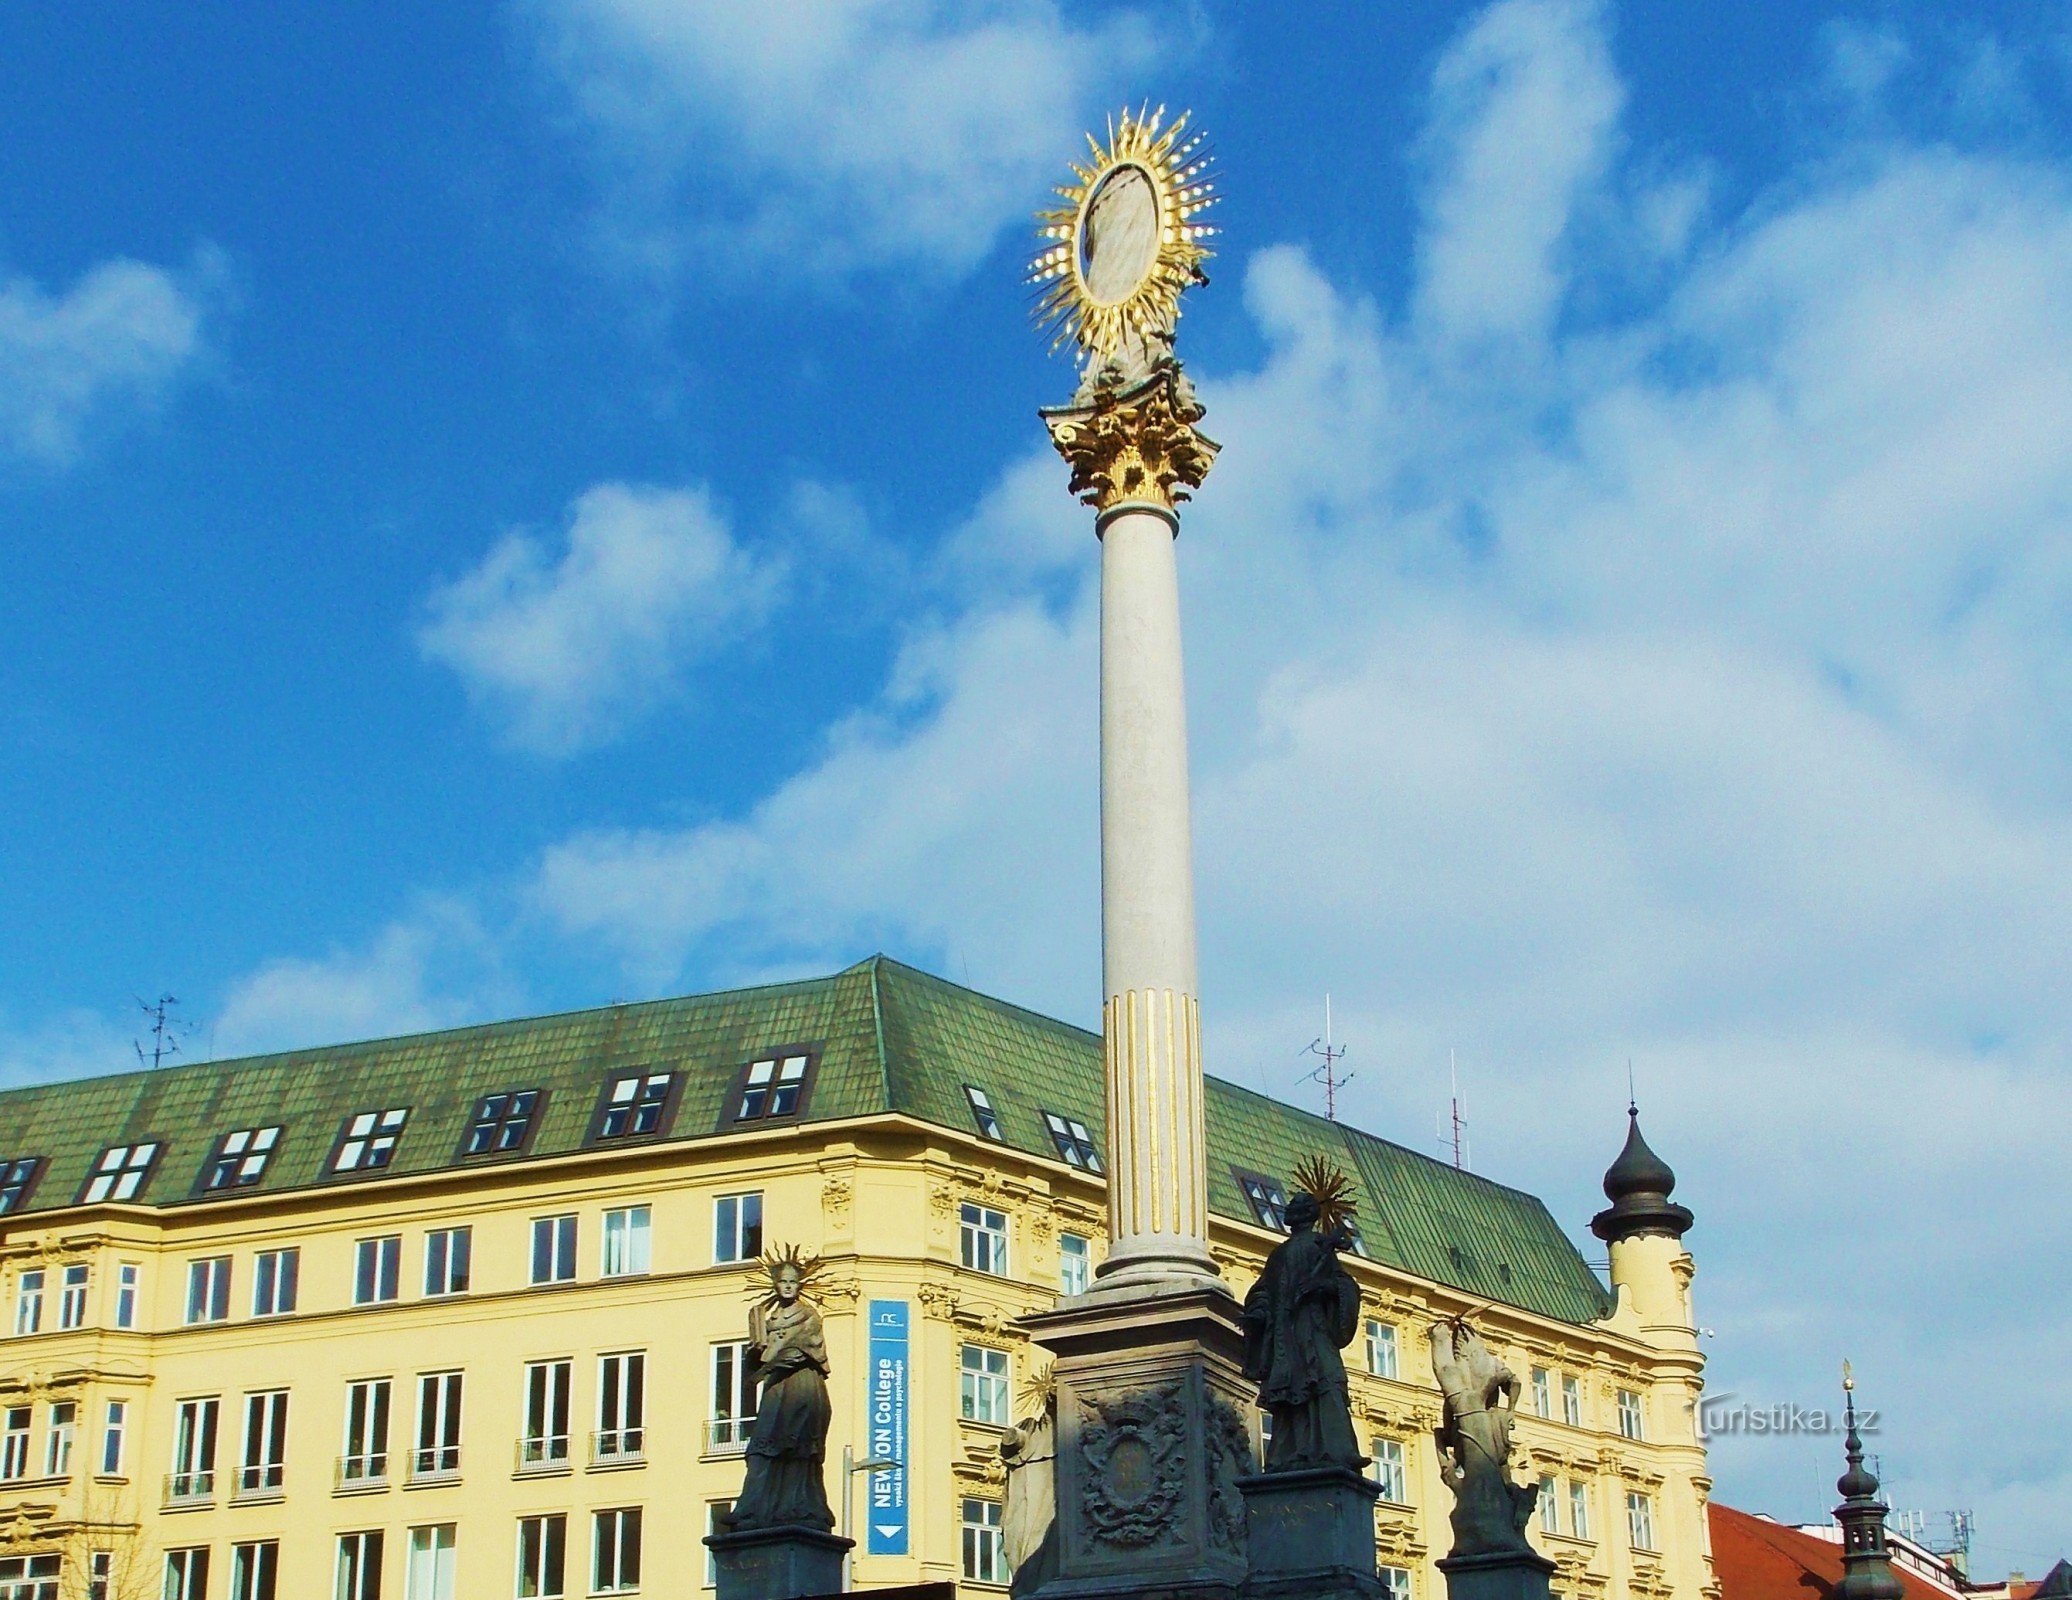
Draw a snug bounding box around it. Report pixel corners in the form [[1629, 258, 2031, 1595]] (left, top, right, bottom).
[[0, 958, 1718, 1600]]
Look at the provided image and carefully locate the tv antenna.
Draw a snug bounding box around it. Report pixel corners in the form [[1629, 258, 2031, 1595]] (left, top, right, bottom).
[[1303, 994, 1352, 1121], [1436, 1049, 1470, 1169], [135, 992, 193, 1071]]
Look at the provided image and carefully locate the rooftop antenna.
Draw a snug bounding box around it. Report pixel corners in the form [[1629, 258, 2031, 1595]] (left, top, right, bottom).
[[1436, 1048, 1470, 1169], [1303, 994, 1352, 1121], [135, 992, 192, 1071], [1627, 1057, 1637, 1114]]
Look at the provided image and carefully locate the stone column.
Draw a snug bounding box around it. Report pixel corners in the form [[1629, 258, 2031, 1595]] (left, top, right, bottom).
[[1044, 363, 1222, 1298]]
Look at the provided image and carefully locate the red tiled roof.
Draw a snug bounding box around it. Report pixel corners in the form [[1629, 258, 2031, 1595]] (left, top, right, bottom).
[[1710, 1503, 1950, 1600]]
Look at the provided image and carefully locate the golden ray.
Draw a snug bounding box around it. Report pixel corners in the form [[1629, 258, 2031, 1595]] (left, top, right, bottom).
[[1291, 1154, 1360, 1241], [745, 1241, 829, 1307]]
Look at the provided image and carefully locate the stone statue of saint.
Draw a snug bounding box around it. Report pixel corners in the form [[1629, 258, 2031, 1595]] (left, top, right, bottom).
[[1241, 1190, 1363, 1471], [999, 1389, 1059, 1596], [1428, 1318, 1538, 1556], [722, 1248, 835, 1533]]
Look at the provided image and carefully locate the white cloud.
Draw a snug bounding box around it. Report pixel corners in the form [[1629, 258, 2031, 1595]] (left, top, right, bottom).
[[0, 251, 217, 464], [419, 481, 784, 755], [523, 0, 2072, 1562], [534, 0, 1158, 280]]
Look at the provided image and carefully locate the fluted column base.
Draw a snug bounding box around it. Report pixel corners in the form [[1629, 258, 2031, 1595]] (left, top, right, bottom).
[[1093, 985, 1220, 1296]]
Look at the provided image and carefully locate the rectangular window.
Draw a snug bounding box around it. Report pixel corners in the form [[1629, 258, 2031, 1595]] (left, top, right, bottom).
[[0, 1407, 27, 1480], [1627, 1491, 1655, 1551], [44, 1401, 75, 1478], [202, 1126, 282, 1190], [252, 1249, 299, 1317], [1041, 1111, 1102, 1171], [597, 1351, 646, 1462], [424, 1228, 471, 1297], [0, 1157, 40, 1214], [81, 1142, 160, 1204], [595, 1072, 674, 1141], [185, 1258, 231, 1325], [58, 1265, 88, 1329], [1236, 1172, 1290, 1231], [522, 1361, 572, 1469], [114, 1263, 139, 1330], [1365, 1320, 1399, 1379], [1617, 1388, 1645, 1441], [336, 1531, 385, 1600], [405, 1524, 456, 1600], [91, 1551, 112, 1600], [462, 1090, 540, 1157], [1537, 1474, 1560, 1533], [709, 1342, 755, 1451], [238, 1390, 288, 1495], [1569, 1480, 1591, 1540], [170, 1397, 219, 1499], [414, 1373, 463, 1479], [1059, 1233, 1091, 1296], [101, 1399, 127, 1475], [14, 1270, 43, 1336], [342, 1379, 392, 1485], [517, 1514, 567, 1600], [703, 1503, 732, 1589], [163, 1549, 210, 1600], [602, 1206, 651, 1277], [960, 1344, 1010, 1425], [1561, 1375, 1582, 1427], [0, 1554, 61, 1600], [733, 1052, 811, 1121], [1530, 1367, 1552, 1418], [962, 1498, 1006, 1585], [1379, 1566, 1413, 1600], [331, 1108, 409, 1173], [960, 1204, 1008, 1276], [230, 1539, 279, 1600], [1370, 1437, 1408, 1504], [355, 1237, 402, 1306], [591, 1508, 642, 1595], [713, 1193, 763, 1264], [964, 1086, 1004, 1141], [531, 1216, 577, 1285]]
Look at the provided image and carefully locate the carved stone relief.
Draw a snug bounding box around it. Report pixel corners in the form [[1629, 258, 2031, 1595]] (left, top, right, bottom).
[[1078, 1385, 1188, 1548]]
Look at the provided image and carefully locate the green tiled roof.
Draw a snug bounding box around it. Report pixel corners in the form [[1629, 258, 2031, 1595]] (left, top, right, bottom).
[[0, 956, 1611, 1324]]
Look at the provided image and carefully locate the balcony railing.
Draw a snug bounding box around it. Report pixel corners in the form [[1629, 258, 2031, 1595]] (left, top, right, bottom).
[[706, 1418, 750, 1455], [516, 1434, 570, 1473], [164, 1469, 215, 1506], [409, 1445, 462, 1484], [592, 1427, 646, 1466], [336, 1453, 390, 1491], [233, 1463, 285, 1499]]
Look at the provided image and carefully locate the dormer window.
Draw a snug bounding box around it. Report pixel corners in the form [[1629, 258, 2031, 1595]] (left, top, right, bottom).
[[1235, 1171, 1289, 1231], [0, 1158, 41, 1215], [462, 1090, 542, 1157], [592, 1072, 676, 1142], [729, 1052, 815, 1124], [964, 1087, 1004, 1142], [1042, 1112, 1102, 1173], [80, 1143, 161, 1204], [200, 1127, 282, 1192], [330, 1109, 408, 1174]]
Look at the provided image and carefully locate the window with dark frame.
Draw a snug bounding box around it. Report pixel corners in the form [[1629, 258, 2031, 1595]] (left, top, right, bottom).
[[730, 1052, 814, 1122], [461, 1090, 541, 1157], [0, 1158, 42, 1214], [200, 1126, 282, 1192], [80, 1143, 161, 1204], [1235, 1171, 1290, 1231], [594, 1072, 675, 1141], [1041, 1112, 1102, 1172], [330, 1109, 408, 1174], [964, 1086, 1004, 1142]]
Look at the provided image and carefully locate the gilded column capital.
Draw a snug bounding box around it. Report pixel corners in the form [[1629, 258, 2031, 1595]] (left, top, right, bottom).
[[1041, 364, 1219, 516]]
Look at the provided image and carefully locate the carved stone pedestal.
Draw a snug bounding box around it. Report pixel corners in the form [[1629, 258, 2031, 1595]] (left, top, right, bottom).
[[1238, 1466, 1385, 1600], [1022, 1285, 1255, 1600], [705, 1524, 852, 1600], [1436, 1549, 1556, 1600]]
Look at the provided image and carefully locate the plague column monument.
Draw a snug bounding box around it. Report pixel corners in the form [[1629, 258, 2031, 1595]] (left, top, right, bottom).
[[1020, 107, 1258, 1600]]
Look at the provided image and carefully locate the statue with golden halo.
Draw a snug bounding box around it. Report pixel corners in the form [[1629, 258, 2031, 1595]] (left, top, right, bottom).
[[720, 1245, 836, 1533]]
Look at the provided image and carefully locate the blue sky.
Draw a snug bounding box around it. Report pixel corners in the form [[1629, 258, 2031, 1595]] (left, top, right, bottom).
[[5, 0, 2070, 1571]]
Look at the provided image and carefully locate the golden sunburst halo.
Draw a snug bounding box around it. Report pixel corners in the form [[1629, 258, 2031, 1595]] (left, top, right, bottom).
[[1291, 1153, 1360, 1241], [746, 1241, 828, 1306], [1031, 103, 1218, 363]]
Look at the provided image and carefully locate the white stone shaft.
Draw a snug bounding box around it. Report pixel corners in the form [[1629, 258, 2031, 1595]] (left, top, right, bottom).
[[1095, 499, 1218, 1290]]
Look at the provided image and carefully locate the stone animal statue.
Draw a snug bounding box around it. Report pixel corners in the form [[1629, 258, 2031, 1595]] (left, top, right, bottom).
[[1428, 1317, 1539, 1556]]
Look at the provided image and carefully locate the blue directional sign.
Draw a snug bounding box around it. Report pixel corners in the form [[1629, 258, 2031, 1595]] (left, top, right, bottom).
[[866, 1299, 910, 1555]]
